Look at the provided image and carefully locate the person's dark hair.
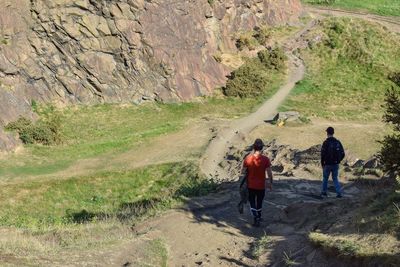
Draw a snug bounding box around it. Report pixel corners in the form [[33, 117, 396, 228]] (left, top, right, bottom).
[[253, 138, 264, 151], [326, 126, 334, 135]]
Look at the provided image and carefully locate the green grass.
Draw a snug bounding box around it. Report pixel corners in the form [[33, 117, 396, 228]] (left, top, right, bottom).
[[251, 232, 271, 259], [0, 82, 284, 179], [281, 17, 400, 120], [147, 239, 168, 267], [356, 187, 400, 238], [309, 231, 400, 265], [309, 182, 400, 265], [0, 162, 217, 229], [309, 232, 361, 257], [303, 0, 400, 17]]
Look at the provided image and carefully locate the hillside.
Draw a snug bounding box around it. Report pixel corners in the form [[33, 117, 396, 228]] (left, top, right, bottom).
[[0, 0, 302, 151], [0, 2, 400, 267]]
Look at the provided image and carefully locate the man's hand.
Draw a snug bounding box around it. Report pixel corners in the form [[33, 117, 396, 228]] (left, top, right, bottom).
[[266, 180, 272, 191], [266, 167, 273, 191]]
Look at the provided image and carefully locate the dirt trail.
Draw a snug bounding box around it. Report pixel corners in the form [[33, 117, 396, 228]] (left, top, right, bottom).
[[105, 178, 364, 267], [103, 7, 400, 267], [200, 22, 311, 180], [305, 6, 400, 33]]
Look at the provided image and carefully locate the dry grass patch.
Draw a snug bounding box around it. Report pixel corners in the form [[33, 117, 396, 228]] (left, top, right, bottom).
[[251, 119, 388, 159], [309, 232, 400, 265]]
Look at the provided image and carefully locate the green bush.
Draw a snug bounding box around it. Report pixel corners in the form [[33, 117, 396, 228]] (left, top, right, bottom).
[[236, 27, 272, 50], [253, 26, 271, 45], [389, 72, 400, 87], [379, 87, 400, 176], [236, 32, 258, 51], [5, 108, 63, 145], [257, 47, 287, 71], [223, 59, 271, 98], [223, 47, 287, 98]]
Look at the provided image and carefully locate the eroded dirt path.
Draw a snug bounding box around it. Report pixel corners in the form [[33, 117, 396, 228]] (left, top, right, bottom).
[[104, 177, 365, 267]]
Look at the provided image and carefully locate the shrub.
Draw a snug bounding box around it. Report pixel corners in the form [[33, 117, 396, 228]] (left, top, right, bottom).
[[223, 59, 271, 98], [5, 108, 63, 145], [253, 26, 271, 45], [389, 72, 400, 87], [236, 32, 258, 51], [379, 87, 400, 176], [223, 47, 287, 98], [257, 47, 287, 71]]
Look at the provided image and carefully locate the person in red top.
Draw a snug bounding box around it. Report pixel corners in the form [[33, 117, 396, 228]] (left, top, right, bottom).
[[242, 139, 273, 227]]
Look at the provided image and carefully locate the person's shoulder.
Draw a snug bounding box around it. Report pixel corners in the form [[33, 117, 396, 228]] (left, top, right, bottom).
[[261, 154, 270, 161], [244, 153, 253, 162], [332, 137, 342, 143]]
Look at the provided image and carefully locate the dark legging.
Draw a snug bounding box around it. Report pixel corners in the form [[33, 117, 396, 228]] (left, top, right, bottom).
[[248, 188, 265, 218]]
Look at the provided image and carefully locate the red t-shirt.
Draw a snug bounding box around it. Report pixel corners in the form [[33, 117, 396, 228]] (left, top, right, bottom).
[[243, 153, 271, 190]]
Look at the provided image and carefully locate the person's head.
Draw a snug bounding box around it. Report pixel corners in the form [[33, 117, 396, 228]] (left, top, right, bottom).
[[326, 126, 334, 136], [253, 138, 264, 152]]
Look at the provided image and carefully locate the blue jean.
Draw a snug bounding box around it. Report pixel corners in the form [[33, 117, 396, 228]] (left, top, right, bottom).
[[322, 164, 342, 195]]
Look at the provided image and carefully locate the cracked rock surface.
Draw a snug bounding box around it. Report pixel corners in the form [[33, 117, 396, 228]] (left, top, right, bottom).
[[0, 0, 302, 150]]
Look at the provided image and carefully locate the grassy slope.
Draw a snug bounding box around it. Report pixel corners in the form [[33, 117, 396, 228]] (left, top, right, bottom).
[[0, 162, 216, 229], [278, 17, 400, 264], [303, 0, 400, 17], [309, 185, 400, 265], [0, 26, 290, 262], [0, 77, 284, 180], [281, 17, 400, 120]]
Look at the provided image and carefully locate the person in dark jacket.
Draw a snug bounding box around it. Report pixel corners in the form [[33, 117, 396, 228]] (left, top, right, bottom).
[[320, 127, 345, 198]]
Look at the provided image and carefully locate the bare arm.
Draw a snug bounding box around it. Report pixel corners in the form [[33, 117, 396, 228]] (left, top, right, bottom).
[[239, 163, 248, 188], [265, 167, 273, 190], [266, 167, 273, 183]]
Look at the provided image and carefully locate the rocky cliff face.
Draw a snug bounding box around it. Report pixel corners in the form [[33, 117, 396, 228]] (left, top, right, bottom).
[[0, 0, 302, 150]]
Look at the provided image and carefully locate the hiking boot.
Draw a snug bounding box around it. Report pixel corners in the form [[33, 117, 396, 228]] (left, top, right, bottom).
[[253, 217, 260, 227]]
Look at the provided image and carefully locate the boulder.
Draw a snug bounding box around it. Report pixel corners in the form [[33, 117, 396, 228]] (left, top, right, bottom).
[[352, 159, 365, 168], [293, 145, 321, 166], [273, 111, 301, 122], [363, 157, 380, 169]]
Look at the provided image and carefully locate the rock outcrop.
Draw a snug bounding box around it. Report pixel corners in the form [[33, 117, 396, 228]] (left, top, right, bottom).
[[0, 0, 302, 150]]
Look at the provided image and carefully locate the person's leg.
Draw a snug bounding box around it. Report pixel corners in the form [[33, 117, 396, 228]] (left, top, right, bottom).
[[256, 189, 265, 219], [321, 165, 330, 195], [248, 188, 258, 218], [331, 164, 342, 196]]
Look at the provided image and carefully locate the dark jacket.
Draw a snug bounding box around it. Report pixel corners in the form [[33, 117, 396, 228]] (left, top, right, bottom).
[[321, 137, 345, 166]]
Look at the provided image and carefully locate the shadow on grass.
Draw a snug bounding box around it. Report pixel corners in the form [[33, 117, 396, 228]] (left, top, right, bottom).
[[65, 178, 219, 224], [65, 197, 166, 224]]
